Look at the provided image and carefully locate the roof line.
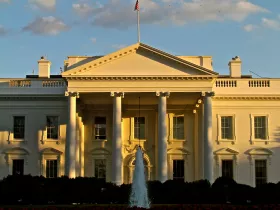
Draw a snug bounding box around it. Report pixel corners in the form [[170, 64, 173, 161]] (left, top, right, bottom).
[[139, 43, 218, 75]]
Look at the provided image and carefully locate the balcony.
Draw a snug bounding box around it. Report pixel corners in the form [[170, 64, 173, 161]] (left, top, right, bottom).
[[0, 79, 66, 95]]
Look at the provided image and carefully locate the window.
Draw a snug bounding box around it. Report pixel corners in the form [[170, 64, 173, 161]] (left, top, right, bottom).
[[46, 160, 58, 178], [222, 160, 233, 178], [47, 116, 59, 139], [221, 116, 233, 139], [95, 117, 106, 140], [255, 159, 267, 187], [254, 116, 267, 139], [134, 117, 145, 139], [94, 159, 106, 180], [13, 116, 25, 139], [173, 160, 184, 181], [173, 116, 184, 139], [12, 159, 24, 175]]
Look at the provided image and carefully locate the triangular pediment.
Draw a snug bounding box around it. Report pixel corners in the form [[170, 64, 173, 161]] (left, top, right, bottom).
[[167, 147, 190, 155], [41, 147, 63, 155], [248, 148, 273, 156], [90, 148, 111, 155], [62, 43, 218, 77], [214, 148, 239, 155], [3, 147, 30, 155]]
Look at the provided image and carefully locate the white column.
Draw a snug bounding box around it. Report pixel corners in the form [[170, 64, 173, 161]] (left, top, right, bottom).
[[75, 114, 80, 177], [156, 91, 170, 183], [111, 92, 124, 185], [193, 109, 199, 180], [65, 91, 79, 178], [203, 91, 214, 183], [78, 116, 85, 177]]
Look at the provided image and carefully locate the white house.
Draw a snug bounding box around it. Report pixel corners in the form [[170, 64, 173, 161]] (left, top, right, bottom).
[[0, 42, 279, 187]]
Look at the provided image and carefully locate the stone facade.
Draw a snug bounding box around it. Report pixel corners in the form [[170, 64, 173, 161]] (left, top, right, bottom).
[[0, 43, 279, 187]]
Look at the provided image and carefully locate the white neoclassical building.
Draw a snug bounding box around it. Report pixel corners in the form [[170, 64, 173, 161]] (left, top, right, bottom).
[[0, 42, 279, 187]]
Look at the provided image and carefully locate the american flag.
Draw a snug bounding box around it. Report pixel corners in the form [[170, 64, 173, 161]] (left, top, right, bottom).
[[134, 0, 139, 11]]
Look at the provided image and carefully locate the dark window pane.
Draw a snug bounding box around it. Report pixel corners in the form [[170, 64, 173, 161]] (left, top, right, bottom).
[[134, 117, 145, 139], [222, 160, 233, 178], [95, 117, 106, 140], [221, 116, 233, 139], [173, 160, 184, 181], [254, 116, 266, 139], [13, 116, 25, 139], [46, 160, 58, 178], [94, 159, 106, 181], [12, 159, 24, 175], [173, 116, 184, 139], [47, 116, 59, 139], [255, 159, 267, 187]]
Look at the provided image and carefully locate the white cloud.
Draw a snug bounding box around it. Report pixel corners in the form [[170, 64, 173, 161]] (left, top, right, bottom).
[[0, 25, 7, 35], [261, 18, 280, 30], [73, 3, 94, 17], [243, 24, 258, 32], [0, 0, 10, 3], [112, 44, 127, 49], [23, 16, 69, 35], [72, 0, 268, 29], [28, 0, 56, 11], [90, 37, 97, 43]]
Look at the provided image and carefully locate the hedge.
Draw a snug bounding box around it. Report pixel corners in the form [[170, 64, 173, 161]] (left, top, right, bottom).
[[0, 176, 280, 205]]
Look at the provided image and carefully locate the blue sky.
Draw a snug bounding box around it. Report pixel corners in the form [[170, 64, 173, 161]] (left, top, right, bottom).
[[0, 0, 280, 78]]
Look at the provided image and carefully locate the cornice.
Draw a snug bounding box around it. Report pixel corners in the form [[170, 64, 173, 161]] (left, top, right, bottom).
[[0, 96, 66, 101], [214, 96, 280, 100], [64, 76, 215, 81], [63, 43, 139, 76]]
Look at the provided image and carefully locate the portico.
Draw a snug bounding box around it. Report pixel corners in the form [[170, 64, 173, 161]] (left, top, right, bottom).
[[61, 42, 218, 184], [63, 89, 215, 184]]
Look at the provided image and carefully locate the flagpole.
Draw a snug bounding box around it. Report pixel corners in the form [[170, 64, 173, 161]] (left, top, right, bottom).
[[137, 6, 140, 43]]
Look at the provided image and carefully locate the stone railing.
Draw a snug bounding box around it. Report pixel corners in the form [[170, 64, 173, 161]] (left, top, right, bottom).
[[216, 80, 237, 87], [9, 80, 31, 87], [215, 79, 271, 88], [8, 80, 65, 88], [248, 80, 270, 87], [42, 80, 65, 87]]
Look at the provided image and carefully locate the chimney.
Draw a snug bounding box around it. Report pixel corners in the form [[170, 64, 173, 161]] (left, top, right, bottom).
[[38, 56, 51, 78], [228, 56, 242, 78]]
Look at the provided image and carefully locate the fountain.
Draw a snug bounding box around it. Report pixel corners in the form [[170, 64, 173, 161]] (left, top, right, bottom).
[[129, 146, 150, 209]]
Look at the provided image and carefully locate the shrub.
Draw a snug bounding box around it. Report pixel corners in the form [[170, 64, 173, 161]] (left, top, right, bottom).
[[0, 175, 279, 205]]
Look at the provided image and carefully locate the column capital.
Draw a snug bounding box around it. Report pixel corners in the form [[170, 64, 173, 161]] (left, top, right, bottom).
[[201, 91, 215, 97], [65, 91, 79, 98], [110, 92, 124, 98], [156, 91, 170, 98]]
